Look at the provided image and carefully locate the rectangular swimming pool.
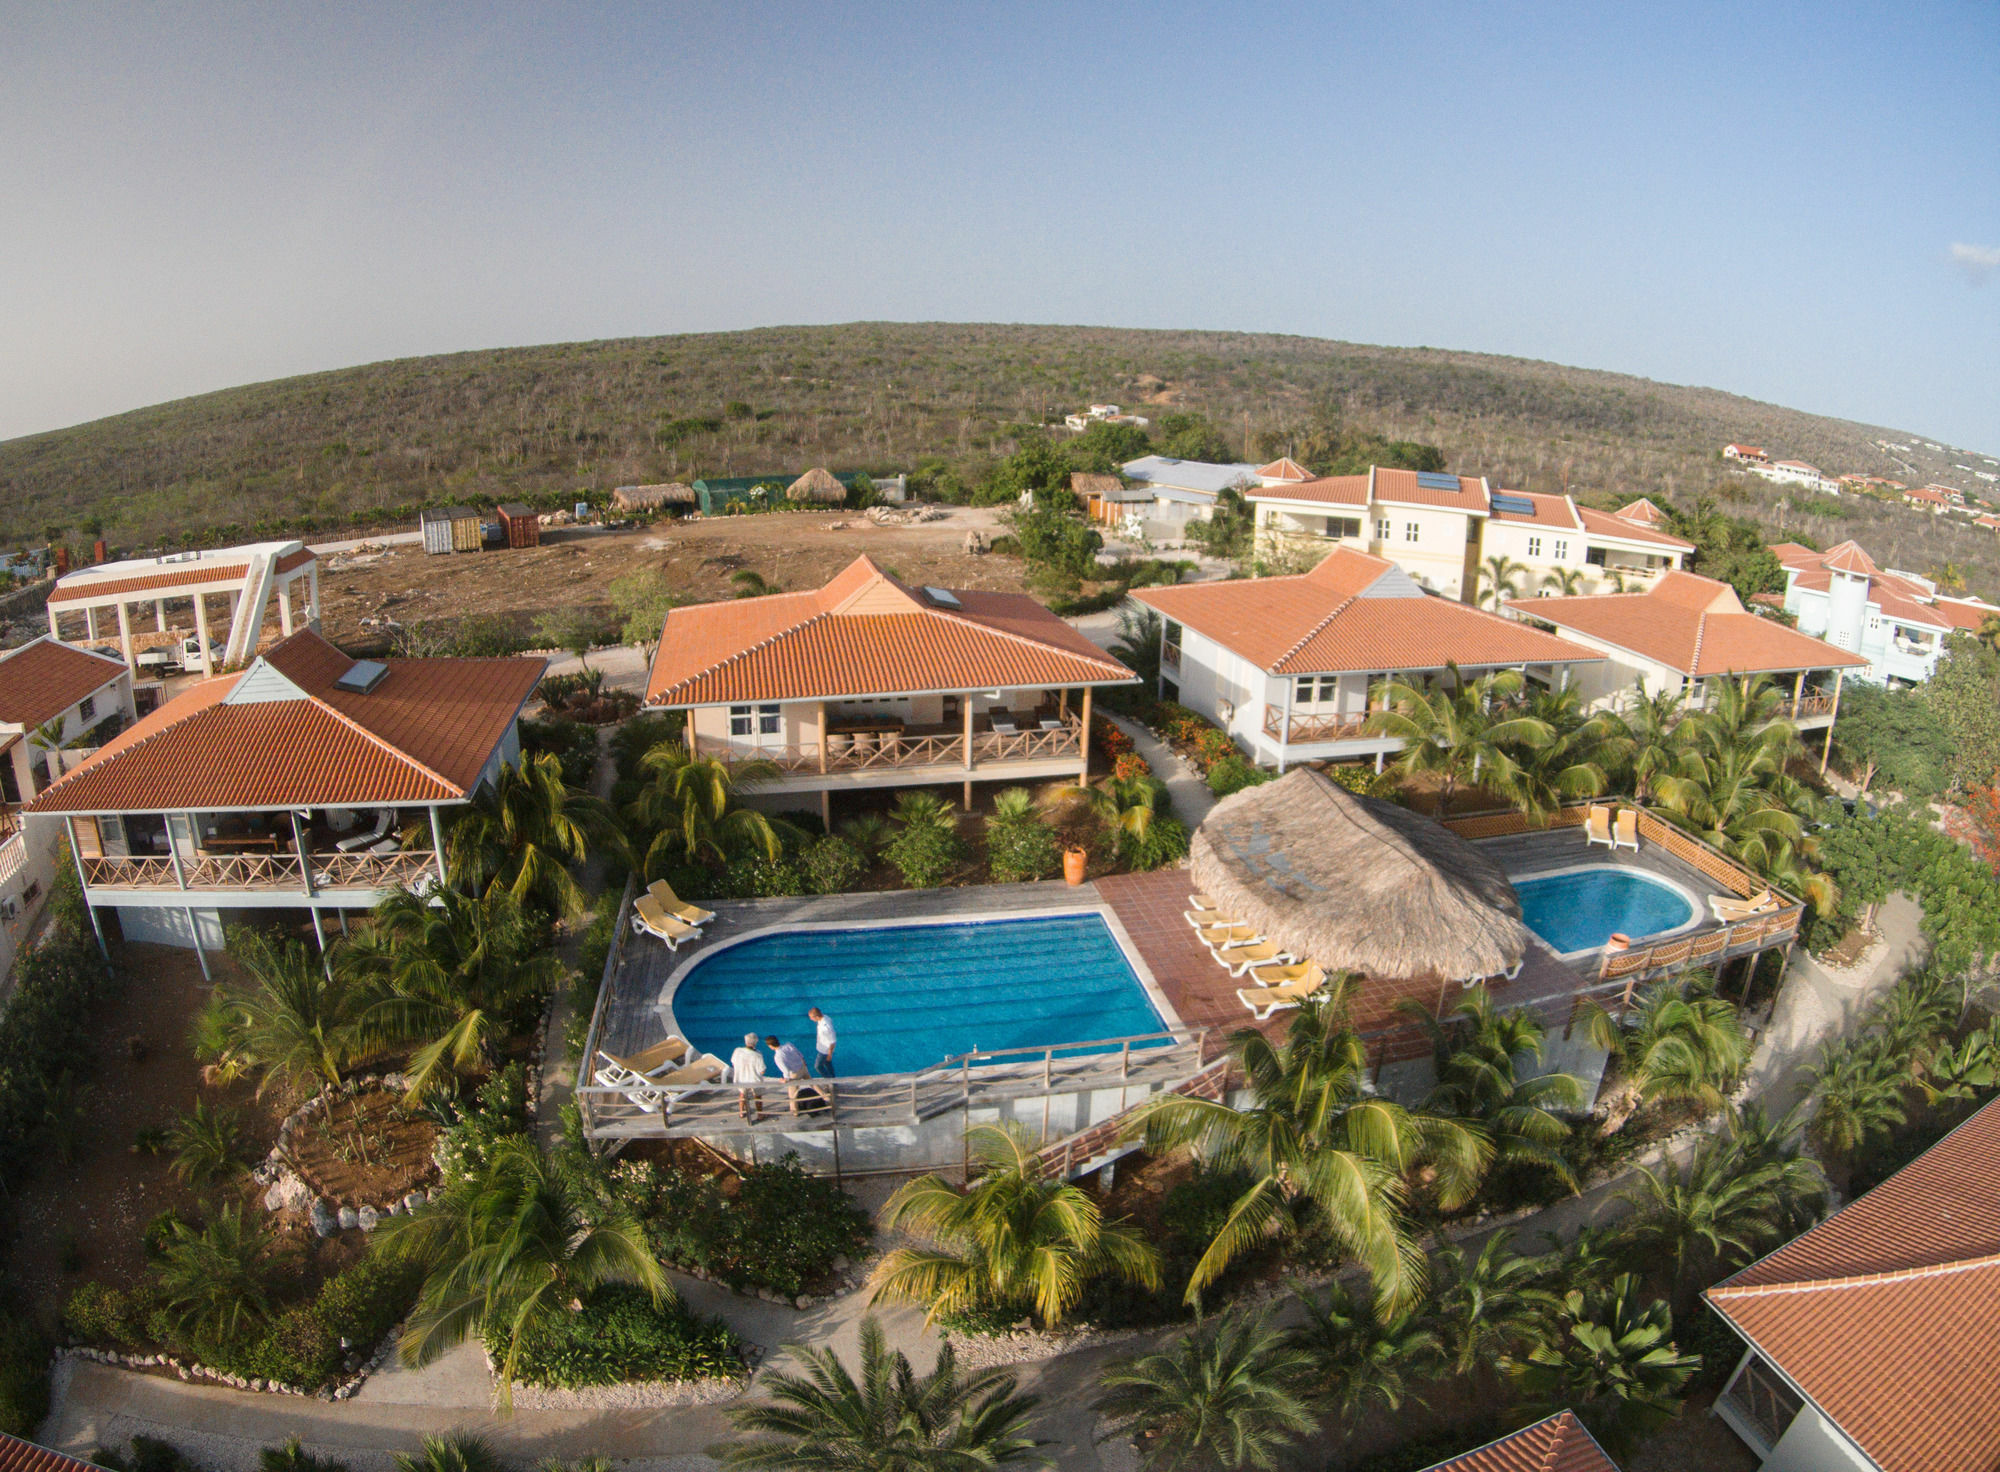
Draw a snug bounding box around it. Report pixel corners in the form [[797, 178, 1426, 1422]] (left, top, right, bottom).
[[666, 912, 1171, 1078]]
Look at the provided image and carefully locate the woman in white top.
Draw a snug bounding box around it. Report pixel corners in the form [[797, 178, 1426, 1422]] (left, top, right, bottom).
[[730, 1032, 767, 1122]]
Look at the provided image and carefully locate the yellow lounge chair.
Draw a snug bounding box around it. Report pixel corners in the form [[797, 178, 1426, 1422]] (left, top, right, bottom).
[[1613, 809, 1640, 853], [1184, 902, 1230, 928], [647, 879, 716, 927], [1218, 941, 1297, 977], [1195, 922, 1264, 951], [595, 1036, 694, 1086], [1245, 958, 1318, 988], [609, 1052, 728, 1113], [1584, 804, 1615, 849], [1710, 889, 1779, 923], [632, 894, 701, 949], [1237, 970, 1328, 1020], [1188, 893, 1217, 910]]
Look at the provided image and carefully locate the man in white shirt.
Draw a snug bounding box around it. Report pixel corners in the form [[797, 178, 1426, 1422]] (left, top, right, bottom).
[[730, 1032, 767, 1122], [808, 1006, 837, 1077]]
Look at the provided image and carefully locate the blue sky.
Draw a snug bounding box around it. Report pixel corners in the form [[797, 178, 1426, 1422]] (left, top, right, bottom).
[[2, 2, 1995, 450]]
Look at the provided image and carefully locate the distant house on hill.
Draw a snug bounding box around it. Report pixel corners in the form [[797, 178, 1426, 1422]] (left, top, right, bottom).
[[1903, 484, 1955, 513], [1773, 539, 2000, 686], [1724, 443, 1770, 464]]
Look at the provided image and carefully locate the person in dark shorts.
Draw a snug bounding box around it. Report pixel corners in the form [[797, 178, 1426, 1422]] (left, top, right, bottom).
[[809, 1006, 837, 1077]]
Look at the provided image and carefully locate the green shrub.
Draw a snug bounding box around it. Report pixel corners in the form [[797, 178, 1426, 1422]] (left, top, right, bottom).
[[1205, 756, 1271, 797], [718, 853, 802, 898], [1325, 762, 1388, 796], [614, 1155, 870, 1298], [63, 1281, 150, 1347], [799, 835, 866, 894], [519, 716, 596, 788], [434, 1063, 531, 1182], [209, 1252, 423, 1389], [0, 1309, 49, 1437], [885, 821, 963, 889], [772, 808, 827, 839], [1125, 816, 1190, 872], [611, 711, 683, 783], [987, 819, 1062, 884], [1191, 727, 1236, 769], [92, 1436, 207, 1472], [512, 1286, 741, 1388]]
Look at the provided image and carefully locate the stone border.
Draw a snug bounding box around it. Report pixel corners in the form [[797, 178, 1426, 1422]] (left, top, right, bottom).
[[59, 1318, 403, 1402], [252, 1074, 440, 1236]]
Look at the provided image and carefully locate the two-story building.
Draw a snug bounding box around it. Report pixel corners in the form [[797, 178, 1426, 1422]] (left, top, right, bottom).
[[25, 628, 543, 965], [1503, 570, 1868, 766], [1706, 1095, 2000, 1472], [1133, 548, 1605, 771], [1772, 540, 2000, 687], [1113, 454, 1264, 536], [0, 638, 132, 810], [643, 555, 1136, 824]]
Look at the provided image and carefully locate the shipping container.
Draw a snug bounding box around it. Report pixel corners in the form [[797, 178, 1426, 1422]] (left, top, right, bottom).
[[447, 507, 482, 553], [419, 508, 455, 555], [496, 502, 540, 548]]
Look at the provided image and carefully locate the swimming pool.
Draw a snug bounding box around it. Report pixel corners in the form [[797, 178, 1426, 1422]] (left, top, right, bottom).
[[1514, 866, 1696, 955], [667, 913, 1171, 1077]]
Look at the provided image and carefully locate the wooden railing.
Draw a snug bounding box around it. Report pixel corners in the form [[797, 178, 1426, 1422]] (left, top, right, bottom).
[[1775, 690, 1837, 720], [1031, 1056, 1230, 1179], [1263, 709, 1374, 744], [1162, 642, 1181, 671], [711, 718, 1082, 777], [82, 848, 438, 892]]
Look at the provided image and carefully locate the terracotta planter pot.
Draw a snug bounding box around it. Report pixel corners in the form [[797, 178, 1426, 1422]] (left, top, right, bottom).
[[1062, 848, 1088, 886]]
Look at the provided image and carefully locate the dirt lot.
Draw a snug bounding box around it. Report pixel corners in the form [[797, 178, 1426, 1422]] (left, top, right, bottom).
[[314, 507, 1029, 645]]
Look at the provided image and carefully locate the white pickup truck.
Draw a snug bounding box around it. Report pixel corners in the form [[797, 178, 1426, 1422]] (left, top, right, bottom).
[[136, 636, 222, 676]]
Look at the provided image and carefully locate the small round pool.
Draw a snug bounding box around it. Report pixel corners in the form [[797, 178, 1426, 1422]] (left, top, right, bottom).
[[1514, 867, 1696, 955], [666, 913, 1170, 1078]]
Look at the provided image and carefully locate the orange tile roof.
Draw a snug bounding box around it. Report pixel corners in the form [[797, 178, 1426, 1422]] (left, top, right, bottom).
[[27, 629, 543, 814], [1415, 1413, 1619, 1472], [0, 1433, 99, 1472], [1575, 505, 1694, 551], [1768, 541, 1820, 567], [47, 546, 316, 607], [1136, 549, 1603, 676], [1820, 540, 1879, 575], [1707, 1098, 2000, 1472], [1906, 486, 1953, 504], [1614, 496, 1669, 525], [1255, 457, 1311, 481], [1931, 596, 2000, 632], [644, 555, 1133, 706], [1509, 571, 1867, 677], [1370, 466, 1491, 510], [1246, 472, 1373, 508], [1487, 490, 1581, 529], [0, 639, 127, 727]]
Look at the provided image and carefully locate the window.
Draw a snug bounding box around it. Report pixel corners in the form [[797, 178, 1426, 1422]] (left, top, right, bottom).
[[1586, 547, 1608, 567], [757, 704, 780, 736], [1553, 539, 1568, 560], [1328, 517, 1361, 539], [1293, 676, 1339, 705], [1404, 522, 1420, 543], [1526, 535, 1543, 558], [1376, 518, 1391, 540], [78, 695, 95, 721], [1295, 676, 1315, 703], [729, 705, 753, 737]]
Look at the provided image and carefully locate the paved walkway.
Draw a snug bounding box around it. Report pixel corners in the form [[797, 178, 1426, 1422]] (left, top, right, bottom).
[[1099, 712, 1214, 828]]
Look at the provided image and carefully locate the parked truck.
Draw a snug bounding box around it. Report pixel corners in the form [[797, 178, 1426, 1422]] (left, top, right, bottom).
[[135, 636, 222, 676]]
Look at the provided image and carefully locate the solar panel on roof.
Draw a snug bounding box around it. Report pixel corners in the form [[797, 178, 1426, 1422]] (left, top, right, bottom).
[[923, 586, 962, 608], [1490, 494, 1538, 516], [335, 660, 389, 693], [1414, 470, 1463, 492]]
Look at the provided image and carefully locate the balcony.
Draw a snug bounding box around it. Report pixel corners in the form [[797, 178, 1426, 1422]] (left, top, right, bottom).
[[712, 714, 1085, 779], [1263, 709, 1377, 745], [1162, 642, 1181, 671], [1775, 689, 1838, 720], [82, 847, 439, 894]]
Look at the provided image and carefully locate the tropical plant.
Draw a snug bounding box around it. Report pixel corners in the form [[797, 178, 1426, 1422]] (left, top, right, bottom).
[[1110, 604, 1164, 694], [1574, 974, 1752, 1124], [1094, 1309, 1315, 1472], [1476, 553, 1528, 609], [195, 929, 358, 1100], [1401, 985, 1583, 1185], [870, 1123, 1161, 1328], [342, 885, 564, 1103], [261, 1440, 348, 1472], [164, 1099, 246, 1184], [1368, 664, 1553, 816], [1507, 1273, 1698, 1455], [1126, 977, 1488, 1312], [837, 812, 893, 861], [1604, 682, 1687, 804], [1620, 1128, 1792, 1314], [1541, 565, 1586, 596], [883, 790, 965, 888], [1505, 687, 1616, 822], [720, 1317, 1048, 1471], [730, 569, 780, 598], [1805, 1035, 1909, 1161], [391, 1434, 502, 1472], [985, 787, 1061, 883], [1091, 774, 1165, 860], [153, 1205, 274, 1349], [1286, 1281, 1443, 1420], [627, 744, 786, 875], [1427, 1229, 1561, 1376], [448, 752, 622, 919], [377, 1135, 668, 1403]]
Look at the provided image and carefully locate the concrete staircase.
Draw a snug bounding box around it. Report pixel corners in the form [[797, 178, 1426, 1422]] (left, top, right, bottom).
[[1033, 1056, 1231, 1181]]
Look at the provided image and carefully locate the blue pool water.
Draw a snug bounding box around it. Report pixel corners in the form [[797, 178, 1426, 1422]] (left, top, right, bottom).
[[1515, 868, 1695, 955], [669, 914, 1169, 1077]]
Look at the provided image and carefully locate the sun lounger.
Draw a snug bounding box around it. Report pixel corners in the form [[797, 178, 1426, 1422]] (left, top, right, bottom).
[[1237, 971, 1328, 1020], [1218, 941, 1297, 976], [647, 879, 716, 927], [1195, 922, 1264, 951], [1613, 809, 1640, 852], [1184, 902, 1230, 928], [1710, 889, 1779, 923], [1188, 894, 1217, 910], [1584, 804, 1614, 849], [336, 808, 395, 852], [1245, 958, 1317, 988], [608, 1052, 728, 1113], [632, 894, 701, 948], [594, 1036, 694, 1086]]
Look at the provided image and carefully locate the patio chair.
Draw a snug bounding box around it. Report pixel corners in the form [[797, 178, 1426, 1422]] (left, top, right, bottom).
[[632, 894, 701, 949], [1246, 958, 1320, 989], [1709, 889, 1779, 923], [608, 1052, 728, 1113], [595, 1035, 694, 1087], [1184, 899, 1229, 927], [1195, 921, 1264, 951], [1188, 893, 1218, 910], [336, 809, 394, 852], [647, 879, 716, 927], [1612, 809, 1640, 852], [1584, 804, 1615, 849], [1237, 970, 1328, 1019], [1220, 941, 1298, 977]]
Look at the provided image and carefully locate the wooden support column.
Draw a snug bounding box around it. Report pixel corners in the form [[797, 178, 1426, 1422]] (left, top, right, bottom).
[[816, 701, 828, 774], [686, 713, 698, 758], [63, 817, 108, 959], [1077, 687, 1092, 787], [428, 805, 450, 891], [963, 695, 976, 810], [1819, 668, 1844, 776], [84, 606, 98, 641], [1791, 669, 1805, 713], [278, 581, 294, 636], [820, 789, 831, 831], [154, 599, 167, 632]]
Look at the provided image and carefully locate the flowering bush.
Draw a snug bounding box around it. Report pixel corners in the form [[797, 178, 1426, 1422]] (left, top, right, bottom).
[[1113, 751, 1152, 781]]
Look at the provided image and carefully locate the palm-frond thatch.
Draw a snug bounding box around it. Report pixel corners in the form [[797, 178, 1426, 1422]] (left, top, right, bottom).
[[611, 482, 695, 510], [1189, 768, 1528, 982], [787, 466, 847, 503]]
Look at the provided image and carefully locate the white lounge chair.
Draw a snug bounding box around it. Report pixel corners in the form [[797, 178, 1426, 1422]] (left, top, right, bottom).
[[595, 1036, 694, 1088], [336, 809, 394, 852], [1245, 958, 1318, 989], [1584, 804, 1615, 850], [1710, 889, 1780, 923], [604, 1052, 727, 1113], [1195, 922, 1264, 951], [632, 894, 701, 949], [1219, 941, 1298, 977], [1238, 969, 1328, 1019], [1613, 809, 1640, 852]]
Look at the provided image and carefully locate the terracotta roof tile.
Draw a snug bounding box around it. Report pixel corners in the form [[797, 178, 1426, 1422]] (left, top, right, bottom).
[[1487, 490, 1582, 530], [644, 555, 1134, 706], [1255, 457, 1311, 481], [1371, 467, 1491, 511], [1931, 596, 2000, 632], [47, 545, 317, 607], [0, 639, 127, 727], [0, 1433, 99, 1472], [1136, 549, 1603, 676], [1575, 505, 1695, 551], [1246, 473, 1372, 508], [1614, 496, 1669, 525], [26, 630, 542, 814], [1820, 540, 1880, 575], [1415, 1412, 1620, 1472]]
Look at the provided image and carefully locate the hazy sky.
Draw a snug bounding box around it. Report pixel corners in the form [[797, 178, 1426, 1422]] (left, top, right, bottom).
[[3, 2, 1996, 451]]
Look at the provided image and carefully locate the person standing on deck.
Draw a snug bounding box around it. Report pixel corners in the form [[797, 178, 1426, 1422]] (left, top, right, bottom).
[[809, 1006, 837, 1077], [731, 1032, 767, 1122]]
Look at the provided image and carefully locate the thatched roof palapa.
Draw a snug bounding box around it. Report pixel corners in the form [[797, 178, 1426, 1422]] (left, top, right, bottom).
[[787, 466, 848, 503], [612, 482, 695, 510], [1190, 768, 1529, 982]]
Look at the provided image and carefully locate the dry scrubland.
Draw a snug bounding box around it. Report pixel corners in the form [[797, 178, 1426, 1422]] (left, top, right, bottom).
[[4, 321, 1997, 595]]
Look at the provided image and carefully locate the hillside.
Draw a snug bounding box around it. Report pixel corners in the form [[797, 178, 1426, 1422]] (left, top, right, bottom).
[[3, 322, 1997, 595]]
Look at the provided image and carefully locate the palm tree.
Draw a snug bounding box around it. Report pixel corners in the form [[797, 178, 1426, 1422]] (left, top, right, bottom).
[[1505, 687, 1616, 824], [1541, 566, 1586, 597], [730, 569, 781, 598], [1428, 1230, 1560, 1377], [1368, 664, 1553, 817], [1531, 1224, 1635, 1297], [391, 1435, 502, 1472], [1476, 553, 1527, 609], [1805, 1036, 1908, 1162], [1574, 976, 1752, 1126], [154, 1204, 274, 1350], [1655, 740, 1808, 870], [1401, 985, 1584, 1185], [261, 1441, 347, 1472], [1090, 775, 1163, 859], [1603, 682, 1687, 804], [193, 929, 358, 1100], [721, 1317, 1049, 1471], [448, 752, 623, 920], [1508, 1274, 1698, 1455], [343, 885, 564, 1103], [1126, 978, 1489, 1312], [1286, 1282, 1443, 1420], [870, 1123, 1161, 1328], [1094, 1309, 1315, 1472], [165, 1099, 246, 1184], [1110, 604, 1164, 692], [377, 1135, 667, 1404], [1933, 561, 1968, 593], [1619, 1132, 1786, 1315], [1976, 613, 2000, 657], [628, 743, 786, 876], [1715, 1102, 1826, 1241]]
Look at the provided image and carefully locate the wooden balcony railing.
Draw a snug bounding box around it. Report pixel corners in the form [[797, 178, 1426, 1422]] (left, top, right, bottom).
[[1776, 690, 1837, 720], [1263, 709, 1376, 744], [1162, 642, 1181, 671], [82, 848, 438, 892], [713, 718, 1083, 777]]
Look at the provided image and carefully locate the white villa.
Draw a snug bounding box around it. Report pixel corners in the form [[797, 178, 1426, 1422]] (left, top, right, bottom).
[[1133, 548, 1605, 770], [1771, 539, 2000, 687], [0, 638, 132, 810]]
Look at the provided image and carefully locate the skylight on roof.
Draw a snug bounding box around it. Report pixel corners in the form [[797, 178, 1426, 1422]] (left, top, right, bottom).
[[1490, 493, 1537, 515], [923, 586, 962, 608], [334, 659, 389, 693], [1414, 470, 1463, 492]]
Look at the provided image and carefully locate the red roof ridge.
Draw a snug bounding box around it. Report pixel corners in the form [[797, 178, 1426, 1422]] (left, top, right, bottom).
[[1709, 1248, 2000, 1302], [912, 596, 1131, 678], [1269, 591, 1368, 673], [653, 606, 843, 704], [294, 687, 465, 798], [35, 675, 236, 800]]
